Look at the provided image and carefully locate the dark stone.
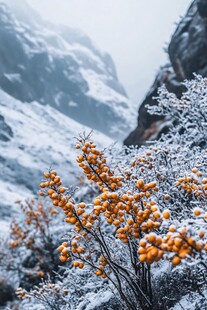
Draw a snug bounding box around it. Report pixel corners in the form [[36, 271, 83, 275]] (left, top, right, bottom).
[[197, 0, 207, 18], [125, 0, 207, 146], [22, 255, 39, 269], [0, 282, 15, 305], [0, 115, 13, 142], [19, 273, 41, 291]]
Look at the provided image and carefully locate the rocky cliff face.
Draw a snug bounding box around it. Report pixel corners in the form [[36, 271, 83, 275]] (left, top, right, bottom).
[[125, 0, 207, 146], [0, 0, 132, 140]]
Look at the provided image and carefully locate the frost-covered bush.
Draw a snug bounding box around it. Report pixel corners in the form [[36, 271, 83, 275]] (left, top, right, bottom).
[[11, 76, 207, 309], [9, 200, 63, 284], [0, 199, 68, 308], [147, 75, 207, 148], [18, 268, 122, 310]]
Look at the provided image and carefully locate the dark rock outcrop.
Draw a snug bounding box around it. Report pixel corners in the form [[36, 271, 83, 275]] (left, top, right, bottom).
[[0, 281, 15, 305], [125, 0, 207, 146], [0, 115, 13, 142]]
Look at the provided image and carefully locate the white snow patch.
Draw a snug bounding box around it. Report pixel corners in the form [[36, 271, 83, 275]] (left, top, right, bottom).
[[68, 100, 78, 107], [77, 290, 114, 310], [4, 73, 22, 83], [0, 179, 33, 208], [0, 220, 11, 236], [80, 68, 129, 105]]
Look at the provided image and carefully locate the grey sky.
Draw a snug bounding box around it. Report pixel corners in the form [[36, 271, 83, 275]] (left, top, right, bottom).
[[28, 0, 190, 105]]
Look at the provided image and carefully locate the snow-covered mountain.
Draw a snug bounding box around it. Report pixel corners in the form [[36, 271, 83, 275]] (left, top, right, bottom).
[[0, 0, 133, 222], [0, 0, 133, 139], [0, 89, 112, 222]]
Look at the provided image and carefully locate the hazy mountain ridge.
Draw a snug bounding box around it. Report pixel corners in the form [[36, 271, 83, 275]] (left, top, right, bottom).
[[0, 0, 133, 139]]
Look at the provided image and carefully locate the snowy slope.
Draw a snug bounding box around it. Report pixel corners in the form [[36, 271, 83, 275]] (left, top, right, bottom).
[[0, 89, 113, 218], [0, 0, 133, 139]]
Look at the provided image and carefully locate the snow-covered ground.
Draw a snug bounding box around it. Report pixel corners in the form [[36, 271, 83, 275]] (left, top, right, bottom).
[[0, 89, 113, 220]]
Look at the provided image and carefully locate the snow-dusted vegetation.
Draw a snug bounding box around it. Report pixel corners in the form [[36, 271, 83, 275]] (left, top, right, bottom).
[[1, 76, 207, 309]]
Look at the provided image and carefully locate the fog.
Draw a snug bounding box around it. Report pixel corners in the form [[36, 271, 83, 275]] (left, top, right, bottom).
[[28, 0, 190, 105]]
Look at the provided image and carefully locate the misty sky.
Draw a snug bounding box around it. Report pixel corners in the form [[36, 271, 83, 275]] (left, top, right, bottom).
[[28, 0, 190, 106]]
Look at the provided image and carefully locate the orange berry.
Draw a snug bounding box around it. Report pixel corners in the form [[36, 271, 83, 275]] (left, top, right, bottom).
[[54, 176, 61, 184], [138, 247, 146, 254], [73, 261, 79, 267], [164, 194, 170, 200], [77, 209, 84, 215], [172, 256, 181, 266], [85, 223, 93, 229], [79, 262, 84, 269], [93, 199, 101, 206], [79, 202, 86, 209], [202, 178, 207, 184], [139, 254, 147, 263], [53, 200, 59, 206], [57, 245, 64, 252], [69, 217, 77, 224], [154, 211, 161, 219], [193, 208, 201, 216], [113, 220, 120, 226], [151, 206, 158, 212], [77, 247, 83, 254], [96, 269, 103, 276], [59, 255, 67, 263], [199, 230, 205, 238], [147, 233, 156, 243], [162, 210, 170, 219], [127, 219, 133, 225], [151, 247, 158, 257], [110, 183, 117, 190], [169, 225, 176, 232], [195, 242, 202, 251], [59, 187, 66, 193], [62, 248, 69, 255], [51, 193, 58, 199], [44, 172, 51, 178], [187, 237, 195, 246], [48, 189, 54, 195], [62, 242, 68, 247], [181, 227, 187, 235], [174, 238, 182, 248], [136, 179, 144, 189], [71, 241, 77, 247], [155, 236, 162, 246]]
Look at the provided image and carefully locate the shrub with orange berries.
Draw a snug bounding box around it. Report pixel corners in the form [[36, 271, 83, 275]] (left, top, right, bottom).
[[3, 199, 65, 294], [11, 76, 207, 310], [34, 123, 207, 308]]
